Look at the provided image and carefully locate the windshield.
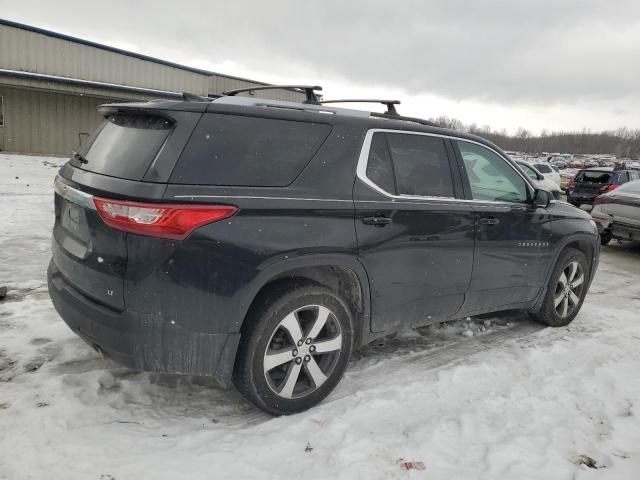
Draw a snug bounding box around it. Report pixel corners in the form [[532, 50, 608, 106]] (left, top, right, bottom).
[[534, 163, 552, 173]]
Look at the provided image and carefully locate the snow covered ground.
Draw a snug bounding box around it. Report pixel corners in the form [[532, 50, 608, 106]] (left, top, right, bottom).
[[1, 154, 640, 480]]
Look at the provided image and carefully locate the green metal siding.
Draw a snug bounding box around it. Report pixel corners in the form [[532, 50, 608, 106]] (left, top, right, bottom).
[[0, 86, 109, 155], [0, 21, 306, 154], [208, 76, 305, 101]]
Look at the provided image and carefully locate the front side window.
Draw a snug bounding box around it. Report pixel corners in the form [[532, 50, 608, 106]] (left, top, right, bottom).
[[364, 132, 455, 198], [456, 141, 529, 203]]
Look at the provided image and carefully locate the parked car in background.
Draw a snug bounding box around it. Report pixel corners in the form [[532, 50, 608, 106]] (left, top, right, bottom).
[[591, 180, 640, 244], [584, 159, 599, 168], [568, 159, 585, 169], [47, 90, 600, 415], [567, 168, 640, 207], [530, 162, 561, 187], [560, 169, 578, 191], [552, 159, 568, 170], [516, 161, 562, 199]]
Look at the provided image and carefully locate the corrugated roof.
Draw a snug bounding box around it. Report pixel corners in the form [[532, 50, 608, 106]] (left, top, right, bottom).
[[0, 17, 274, 86]]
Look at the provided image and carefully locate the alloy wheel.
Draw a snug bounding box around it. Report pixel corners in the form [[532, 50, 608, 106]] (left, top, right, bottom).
[[263, 305, 343, 399], [553, 261, 585, 318]]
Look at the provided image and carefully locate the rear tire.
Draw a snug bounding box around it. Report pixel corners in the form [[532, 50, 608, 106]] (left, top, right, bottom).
[[233, 280, 353, 416], [530, 248, 589, 327]]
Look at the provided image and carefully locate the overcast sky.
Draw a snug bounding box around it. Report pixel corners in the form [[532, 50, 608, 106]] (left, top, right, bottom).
[[3, 0, 640, 134]]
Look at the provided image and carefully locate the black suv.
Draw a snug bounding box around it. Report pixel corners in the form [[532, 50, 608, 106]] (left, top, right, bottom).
[[48, 87, 599, 415]]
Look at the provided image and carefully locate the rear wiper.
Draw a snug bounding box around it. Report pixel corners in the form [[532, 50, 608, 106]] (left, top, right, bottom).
[[72, 151, 88, 164]]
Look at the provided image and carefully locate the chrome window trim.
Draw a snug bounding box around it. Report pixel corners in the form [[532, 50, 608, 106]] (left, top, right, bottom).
[[356, 128, 535, 206], [54, 176, 96, 210], [173, 194, 353, 203]]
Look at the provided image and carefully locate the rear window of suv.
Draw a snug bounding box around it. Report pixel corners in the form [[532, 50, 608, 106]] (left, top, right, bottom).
[[77, 114, 174, 180], [171, 114, 332, 186], [574, 171, 612, 184]]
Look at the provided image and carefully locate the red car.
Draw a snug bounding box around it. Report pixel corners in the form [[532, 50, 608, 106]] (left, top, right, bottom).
[[568, 159, 585, 169]]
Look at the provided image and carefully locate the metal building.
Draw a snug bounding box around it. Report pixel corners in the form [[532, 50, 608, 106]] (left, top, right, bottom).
[[0, 18, 304, 155]]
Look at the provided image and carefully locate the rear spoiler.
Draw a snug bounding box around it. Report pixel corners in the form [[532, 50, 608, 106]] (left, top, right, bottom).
[[98, 100, 208, 116]]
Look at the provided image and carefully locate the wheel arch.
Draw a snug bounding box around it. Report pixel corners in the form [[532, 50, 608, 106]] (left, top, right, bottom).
[[553, 235, 597, 277], [531, 233, 599, 313], [235, 254, 372, 348]]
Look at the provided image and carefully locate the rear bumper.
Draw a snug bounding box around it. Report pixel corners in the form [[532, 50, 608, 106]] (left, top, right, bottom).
[[566, 191, 597, 204], [610, 222, 640, 241], [47, 259, 240, 387]]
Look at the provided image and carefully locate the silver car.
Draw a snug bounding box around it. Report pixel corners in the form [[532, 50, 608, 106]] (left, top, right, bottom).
[[591, 180, 640, 244]]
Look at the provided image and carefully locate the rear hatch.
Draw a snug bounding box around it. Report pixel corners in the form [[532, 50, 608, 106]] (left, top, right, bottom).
[[52, 178, 129, 309], [573, 170, 613, 195], [52, 106, 198, 310]]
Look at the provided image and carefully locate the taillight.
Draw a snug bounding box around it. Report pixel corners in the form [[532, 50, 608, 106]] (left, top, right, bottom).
[[93, 198, 237, 240], [606, 183, 619, 192], [567, 179, 574, 190], [593, 195, 605, 206]]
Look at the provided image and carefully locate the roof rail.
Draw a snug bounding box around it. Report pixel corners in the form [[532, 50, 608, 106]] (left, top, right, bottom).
[[370, 112, 440, 128], [320, 99, 400, 116], [182, 92, 213, 102], [222, 85, 323, 104]]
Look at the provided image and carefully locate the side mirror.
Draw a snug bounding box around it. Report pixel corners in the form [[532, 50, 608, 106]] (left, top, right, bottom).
[[534, 189, 551, 208], [537, 173, 545, 181]]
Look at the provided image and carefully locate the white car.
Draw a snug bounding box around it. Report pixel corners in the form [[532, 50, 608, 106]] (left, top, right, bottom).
[[530, 162, 561, 187], [516, 161, 562, 200]]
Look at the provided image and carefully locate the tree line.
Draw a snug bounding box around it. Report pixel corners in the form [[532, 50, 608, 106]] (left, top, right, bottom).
[[430, 116, 640, 158]]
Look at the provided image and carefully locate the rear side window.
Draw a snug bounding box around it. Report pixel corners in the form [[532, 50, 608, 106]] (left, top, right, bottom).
[[386, 134, 454, 197], [172, 114, 331, 186], [366, 133, 396, 194], [575, 171, 612, 184], [78, 114, 173, 180], [364, 132, 454, 197]]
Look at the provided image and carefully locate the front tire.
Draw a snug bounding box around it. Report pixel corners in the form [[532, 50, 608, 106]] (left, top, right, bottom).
[[600, 231, 612, 245], [531, 248, 589, 327], [233, 280, 353, 415]]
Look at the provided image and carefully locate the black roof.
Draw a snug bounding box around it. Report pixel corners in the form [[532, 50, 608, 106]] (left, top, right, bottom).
[[99, 95, 507, 157]]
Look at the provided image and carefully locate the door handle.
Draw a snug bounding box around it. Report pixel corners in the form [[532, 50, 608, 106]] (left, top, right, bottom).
[[478, 217, 500, 226], [362, 216, 392, 227]]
